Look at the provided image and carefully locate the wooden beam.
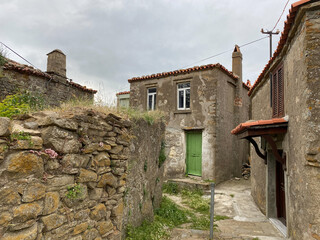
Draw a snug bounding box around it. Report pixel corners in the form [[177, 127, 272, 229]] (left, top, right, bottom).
[[246, 137, 267, 164]]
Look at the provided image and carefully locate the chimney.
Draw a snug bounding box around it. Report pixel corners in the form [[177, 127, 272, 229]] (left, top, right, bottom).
[[232, 45, 242, 81], [47, 49, 66, 78]]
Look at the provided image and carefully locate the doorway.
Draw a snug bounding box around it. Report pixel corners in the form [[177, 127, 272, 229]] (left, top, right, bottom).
[[276, 160, 286, 225], [186, 131, 202, 176]]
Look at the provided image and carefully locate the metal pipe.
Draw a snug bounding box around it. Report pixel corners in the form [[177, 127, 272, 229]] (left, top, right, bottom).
[[210, 183, 215, 239]]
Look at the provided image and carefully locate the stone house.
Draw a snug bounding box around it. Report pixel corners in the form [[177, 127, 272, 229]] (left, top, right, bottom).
[[231, 0, 320, 238], [116, 91, 130, 108], [0, 49, 96, 106], [129, 47, 250, 183]]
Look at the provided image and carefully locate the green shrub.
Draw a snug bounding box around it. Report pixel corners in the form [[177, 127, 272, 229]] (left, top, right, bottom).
[[0, 91, 44, 118], [162, 182, 179, 195]]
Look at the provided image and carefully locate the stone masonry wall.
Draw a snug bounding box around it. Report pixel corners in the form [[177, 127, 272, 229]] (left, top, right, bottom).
[[0, 67, 95, 106], [0, 109, 165, 240], [122, 119, 165, 232]]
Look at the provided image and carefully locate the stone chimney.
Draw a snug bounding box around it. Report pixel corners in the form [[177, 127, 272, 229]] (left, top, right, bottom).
[[232, 45, 242, 81], [47, 49, 66, 78]]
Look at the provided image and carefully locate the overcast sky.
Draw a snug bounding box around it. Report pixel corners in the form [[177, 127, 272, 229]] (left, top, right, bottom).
[[0, 0, 293, 104]]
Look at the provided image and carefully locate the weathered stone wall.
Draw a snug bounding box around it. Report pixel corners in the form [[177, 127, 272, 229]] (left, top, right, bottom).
[[0, 67, 95, 106], [250, 2, 320, 238], [122, 119, 165, 231], [0, 109, 165, 240], [130, 68, 250, 183]]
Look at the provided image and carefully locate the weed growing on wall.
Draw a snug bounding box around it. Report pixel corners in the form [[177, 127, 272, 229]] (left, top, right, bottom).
[[10, 131, 31, 141], [162, 182, 179, 195], [66, 184, 83, 199], [158, 141, 166, 167], [0, 91, 45, 118]]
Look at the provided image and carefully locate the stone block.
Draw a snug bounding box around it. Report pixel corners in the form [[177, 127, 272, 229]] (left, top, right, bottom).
[[0, 212, 12, 227], [74, 209, 90, 221], [5, 152, 44, 177], [82, 228, 99, 240], [47, 175, 74, 187], [11, 122, 41, 136], [22, 183, 46, 203], [10, 136, 43, 150], [73, 222, 88, 235], [0, 117, 10, 136], [37, 116, 78, 130], [2, 222, 38, 240], [43, 192, 60, 215], [112, 200, 124, 217], [61, 154, 90, 168], [41, 214, 66, 231], [89, 188, 103, 200], [93, 152, 110, 167], [90, 203, 107, 221], [41, 126, 81, 154], [0, 187, 21, 205], [97, 220, 113, 236], [97, 173, 117, 188], [8, 219, 36, 231], [77, 169, 97, 183], [108, 145, 123, 154], [13, 202, 43, 222]]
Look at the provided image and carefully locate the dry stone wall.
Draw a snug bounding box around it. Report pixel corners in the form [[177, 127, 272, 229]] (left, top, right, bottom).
[[0, 109, 165, 240]]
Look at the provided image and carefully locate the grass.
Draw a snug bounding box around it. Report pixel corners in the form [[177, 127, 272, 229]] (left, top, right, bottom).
[[126, 197, 189, 240], [127, 187, 230, 239], [162, 182, 179, 195]]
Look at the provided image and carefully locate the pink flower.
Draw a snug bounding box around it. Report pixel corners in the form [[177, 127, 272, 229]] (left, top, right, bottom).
[[99, 142, 103, 147], [44, 148, 58, 159]]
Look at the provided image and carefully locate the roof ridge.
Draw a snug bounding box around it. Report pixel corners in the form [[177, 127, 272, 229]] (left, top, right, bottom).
[[128, 63, 239, 82], [2, 57, 97, 93]]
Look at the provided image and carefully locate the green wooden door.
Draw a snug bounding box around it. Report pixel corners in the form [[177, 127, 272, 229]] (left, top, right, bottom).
[[186, 131, 202, 176]]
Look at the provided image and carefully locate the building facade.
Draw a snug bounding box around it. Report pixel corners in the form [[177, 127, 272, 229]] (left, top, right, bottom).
[[116, 91, 130, 108], [0, 49, 96, 106], [129, 47, 250, 183], [232, 0, 320, 238]]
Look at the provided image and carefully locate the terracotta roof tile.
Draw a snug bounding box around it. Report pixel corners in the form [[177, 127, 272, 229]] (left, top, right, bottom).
[[231, 118, 288, 135], [3, 59, 97, 94], [248, 0, 314, 96], [116, 91, 130, 96], [128, 63, 239, 82]]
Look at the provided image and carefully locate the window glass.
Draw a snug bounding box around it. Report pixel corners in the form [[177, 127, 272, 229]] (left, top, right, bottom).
[[178, 83, 190, 89], [178, 90, 184, 109], [186, 88, 190, 109], [148, 88, 156, 93]]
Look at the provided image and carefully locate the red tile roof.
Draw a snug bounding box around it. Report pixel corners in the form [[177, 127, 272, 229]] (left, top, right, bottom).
[[3, 59, 97, 93], [128, 63, 239, 82], [231, 118, 288, 135], [248, 0, 314, 96], [116, 91, 130, 96]]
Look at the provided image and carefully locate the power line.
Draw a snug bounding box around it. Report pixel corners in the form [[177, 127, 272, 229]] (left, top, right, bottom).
[[181, 36, 269, 68], [271, 0, 291, 32], [0, 41, 39, 69]]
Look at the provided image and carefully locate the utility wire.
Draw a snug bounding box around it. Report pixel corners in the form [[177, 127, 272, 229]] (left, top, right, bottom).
[[271, 0, 291, 32], [181, 36, 269, 69], [0, 41, 39, 69]]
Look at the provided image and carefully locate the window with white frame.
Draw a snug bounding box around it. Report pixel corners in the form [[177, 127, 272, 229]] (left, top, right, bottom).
[[147, 87, 156, 111], [177, 82, 190, 110]]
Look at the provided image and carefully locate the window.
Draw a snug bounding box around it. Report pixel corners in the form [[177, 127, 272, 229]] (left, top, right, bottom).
[[147, 87, 156, 111], [272, 65, 284, 118], [177, 82, 190, 110]]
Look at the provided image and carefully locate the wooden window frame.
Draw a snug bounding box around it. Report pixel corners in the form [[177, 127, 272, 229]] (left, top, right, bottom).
[[177, 82, 190, 110], [272, 64, 284, 118], [147, 87, 157, 111]]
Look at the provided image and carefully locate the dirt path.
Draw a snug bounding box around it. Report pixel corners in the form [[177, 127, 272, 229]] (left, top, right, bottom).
[[167, 178, 285, 240]]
